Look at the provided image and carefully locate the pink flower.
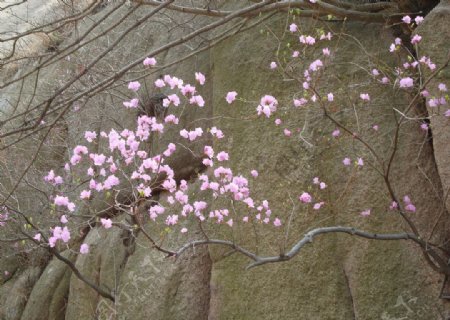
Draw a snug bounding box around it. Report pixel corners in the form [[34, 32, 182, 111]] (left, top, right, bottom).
[[420, 123, 428, 131], [256, 95, 278, 118], [48, 236, 57, 247], [389, 43, 396, 53], [60, 227, 70, 243], [390, 201, 398, 210], [313, 202, 325, 210], [411, 34, 422, 44], [180, 228, 188, 233], [164, 114, 179, 124], [372, 69, 380, 76], [402, 15, 411, 24], [74, 145, 88, 155], [163, 143, 176, 157], [270, 62, 277, 69], [251, 170, 258, 177], [275, 118, 282, 125], [33, 233, 41, 241], [357, 158, 364, 166], [189, 95, 205, 107], [343, 158, 351, 166], [319, 182, 327, 189], [54, 195, 70, 207], [327, 93, 334, 101], [143, 57, 157, 66], [292, 51, 299, 58], [415, 16, 424, 25], [273, 218, 282, 227], [444, 109, 450, 117], [360, 209, 371, 217], [210, 126, 224, 139], [438, 83, 448, 92], [381, 77, 389, 84], [300, 35, 315, 45], [217, 151, 229, 162], [44, 170, 55, 183], [101, 218, 113, 229], [60, 215, 68, 224], [323, 48, 330, 56], [360, 93, 370, 101], [195, 72, 206, 85], [123, 98, 139, 108], [181, 84, 196, 96], [226, 219, 233, 227], [80, 243, 89, 254], [180, 129, 189, 139], [289, 23, 298, 33], [203, 146, 214, 158], [80, 190, 91, 199], [91, 153, 106, 166], [154, 79, 165, 88], [84, 131, 97, 142], [372, 125, 379, 131], [309, 59, 323, 72], [332, 129, 340, 137], [405, 204, 416, 212], [399, 77, 414, 88], [103, 175, 120, 189], [226, 91, 237, 104], [293, 98, 307, 107], [299, 192, 312, 203], [128, 81, 140, 91], [284, 129, 291, 137]]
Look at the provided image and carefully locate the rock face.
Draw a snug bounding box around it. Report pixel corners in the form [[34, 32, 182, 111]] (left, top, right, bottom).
[[0, 1, 449, 319]]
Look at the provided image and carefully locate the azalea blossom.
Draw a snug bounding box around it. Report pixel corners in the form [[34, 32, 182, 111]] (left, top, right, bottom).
[[270, 61, 277, 69], [154, 79, 165, 88], [80, 244, 89, 254], [289, 23, 298, 33], [195, 72, 206, 85], [284, 129, 291, 137], [226, 91, 237, 104], [343, 158, 351, 166], [101, 218, 113, 229], [402, 15, 411, 24], [217, 151, 229, 162], [411, 34, 422, 44], [143, 57, 157, 66], [332, 129, 340, 137], [189, 95, 205, 107], [273, 218, 282, 227], [360, 93, 370, 101], [360, 209, 371, 217], [128, 81, 140, 91], [256, 95, 278, 118], [299, 192, 312, 203], [399, 77, 414, 88]]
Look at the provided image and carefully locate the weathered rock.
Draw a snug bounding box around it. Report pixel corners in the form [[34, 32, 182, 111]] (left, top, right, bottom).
[[20, 251, 75, 320], [0, 267, 42, 320]]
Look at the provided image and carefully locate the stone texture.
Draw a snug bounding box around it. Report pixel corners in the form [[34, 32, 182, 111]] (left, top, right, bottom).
[[0, 1, 448, 319]]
